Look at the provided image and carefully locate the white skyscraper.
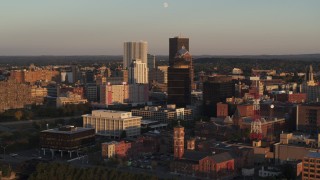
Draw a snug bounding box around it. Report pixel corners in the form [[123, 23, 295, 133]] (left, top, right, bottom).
[[123, 41, 148, 69], [129, 60, 149, 84]]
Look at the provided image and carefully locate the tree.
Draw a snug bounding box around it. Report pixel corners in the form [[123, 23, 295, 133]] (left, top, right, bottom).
[[14, 110, 23, 120]]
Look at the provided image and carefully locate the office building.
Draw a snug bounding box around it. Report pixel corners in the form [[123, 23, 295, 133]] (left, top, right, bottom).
[[203, 76, 235, 117], [149, 66, 168, 84], [123, 41, 147, 69], [100, 83, 149, 105], [169, 36, 189, 66], [297, 103, 320, 133], [131, 104, 193, 123], [147, 54, 156, 69], [85, 83, 98, 102], [168, 36, 193, 107], [82, 110, 142, 138], [128, 60, 148, 84], [40, 126, 95, 152]]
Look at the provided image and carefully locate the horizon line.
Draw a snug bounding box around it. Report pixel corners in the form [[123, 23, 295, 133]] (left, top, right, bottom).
[[0, 53, 320, 57]]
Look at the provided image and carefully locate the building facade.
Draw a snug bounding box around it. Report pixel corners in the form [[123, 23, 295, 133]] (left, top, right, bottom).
[[0, 81, 47, 112], [169, 36, 189, 66], [167, 36, 194, 107], [173, 123, 184, 159], [297, 103, 320, 133], [203, 76, 235, 117], [82, 110, 142, 138], [10, 69, 59, 84], [56, 92, 88, 107], [128, 60, 148, 84], [123, 41, 147, 69], [131, 104, 193, 123], [100, 83, 149, 105], [302, 152, 320, 180], [40, 126, 95, 151]]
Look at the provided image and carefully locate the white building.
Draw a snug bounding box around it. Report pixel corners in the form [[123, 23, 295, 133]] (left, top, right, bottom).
[[129, 60, 148, 84], [123, 41, 147, 69], [82, 110, 142, 138]]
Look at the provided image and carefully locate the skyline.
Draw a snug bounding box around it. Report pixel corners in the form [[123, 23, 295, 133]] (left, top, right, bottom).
[[1, 0, 320, 56]]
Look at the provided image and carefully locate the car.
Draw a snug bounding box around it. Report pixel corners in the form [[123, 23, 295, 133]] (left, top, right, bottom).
[[9, 153, 18, 157]]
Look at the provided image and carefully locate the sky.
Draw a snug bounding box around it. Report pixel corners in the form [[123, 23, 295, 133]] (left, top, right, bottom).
[[0, 0, 320, 56]]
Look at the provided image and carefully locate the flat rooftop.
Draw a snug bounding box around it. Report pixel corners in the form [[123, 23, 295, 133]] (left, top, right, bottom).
[[41, 127, 94, 134], [306, 152, 320, 158]]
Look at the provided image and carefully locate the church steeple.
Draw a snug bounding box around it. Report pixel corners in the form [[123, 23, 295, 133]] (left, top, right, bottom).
[[306, 65, 316, 86]]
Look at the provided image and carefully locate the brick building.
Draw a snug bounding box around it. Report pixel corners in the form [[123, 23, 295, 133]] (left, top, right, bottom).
[[101, 136, 159, 159], [10, 69, 59, 84], [171, 123, 235, 178], [0, 81, 47, 112], [170, 151, 235, 179], [302, 152, 320, 180]]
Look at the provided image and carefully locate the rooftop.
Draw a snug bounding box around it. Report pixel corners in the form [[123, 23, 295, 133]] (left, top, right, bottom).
[[41, 126, 93, 134], [305, 152, 320, 158]]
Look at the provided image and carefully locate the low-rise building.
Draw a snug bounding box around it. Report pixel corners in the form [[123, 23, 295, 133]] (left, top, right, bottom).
[[40, 125, 95, 156], [131, 104, 193, 123], [56, 92, 88, 107], [171, 151, 235, 179], [101, 136, 159, 159], [82, 110, 141, 138]]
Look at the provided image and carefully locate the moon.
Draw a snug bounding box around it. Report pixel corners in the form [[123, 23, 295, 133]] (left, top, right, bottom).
[[163, 2, 169, 8]]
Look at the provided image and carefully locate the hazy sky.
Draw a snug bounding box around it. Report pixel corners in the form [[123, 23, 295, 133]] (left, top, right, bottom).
[[1, 0, 320, 55]]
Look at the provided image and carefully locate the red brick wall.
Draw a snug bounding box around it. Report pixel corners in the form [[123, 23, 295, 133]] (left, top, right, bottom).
[[217, 103, 228, 117]]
